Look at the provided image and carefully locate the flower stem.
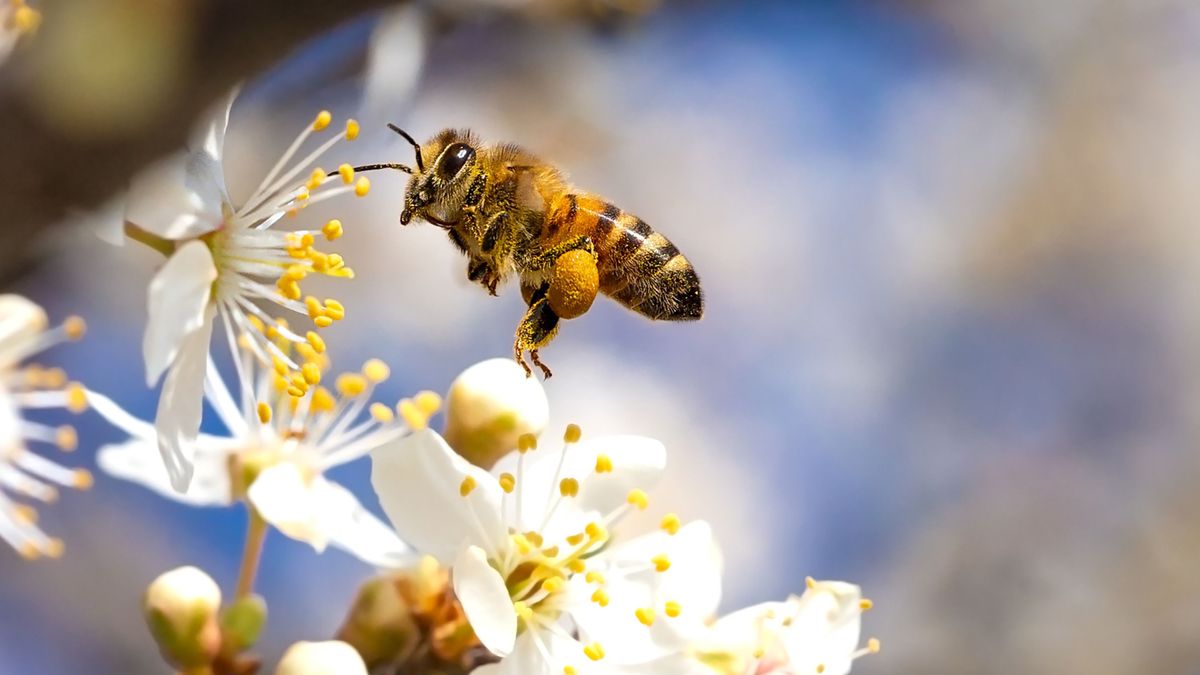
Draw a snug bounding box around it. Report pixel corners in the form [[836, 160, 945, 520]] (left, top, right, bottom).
[[235, 506, 268, 600], [125, 223, 175, 257]]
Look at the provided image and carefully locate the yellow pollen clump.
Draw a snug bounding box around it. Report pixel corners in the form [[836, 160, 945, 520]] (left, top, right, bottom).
[[868, 638, 881, 654], [65, 383, 88, 413], [585, 522, 607, 541], [660, 513, 681, 535], [338, 164, 355, 184], [594, 454, 613, 474], [816, 664, 826, 674], [524, 531, 544, 547], [305, 332, 326, 354], [518, 433, 538, 453], [541, 576, 564, 593], [336, 373, 368, 398], [591, 589, 610, 607], [322, 219, 343, 241], [44, 538, 65, 559], [312, 387, 336, 413], [363, 359, 390, 383], [566, 533, 585, 546], [651, 554, 671, 573], [626, 489, 649, 511], [585, 570, 605, 585], [73, 469, 94, 490], [459, 476, 477, 497], [541, 545, 559, 557], [567, 559, 586, 574], [63, 316, 87, 341], [307, 168, 326, 190], [296, 188, 311, 202], [635, 607, 656, 626], [583, 643, 605, 661], [18, 541, 39, 560], [499, 473, 516, 494], [860, 598, 874, 611], [564, 667, 577, 675], [355, 177, 371, 197], [563, 423, 582, 444], [806, 576, 816, 590], [397, 398, 429, 430], [664, 601, 681, 618], [301, 362, 322, 386], [559, 478, 579, 497], [257, 402, 272, 424], [324, 299, 346, 320], [55, 426, 78, 452], [313, 110, 333, 131], [414, 390, 442, 416], [370, 403, 395, 423], [11, 505, 37, 525], [548, 249, 600, 320], [345, 119, 360, 140]]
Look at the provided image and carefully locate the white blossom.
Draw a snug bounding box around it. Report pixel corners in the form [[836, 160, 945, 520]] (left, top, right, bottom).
[[0, 0, 39, 65]]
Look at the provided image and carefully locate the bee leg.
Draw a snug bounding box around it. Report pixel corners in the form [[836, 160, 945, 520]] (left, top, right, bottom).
[[526, 235, 595, 270], [513, 283, 559, 379]]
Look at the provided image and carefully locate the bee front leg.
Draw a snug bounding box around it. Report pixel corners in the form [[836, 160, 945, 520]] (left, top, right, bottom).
[[513, 282, 559, 379]]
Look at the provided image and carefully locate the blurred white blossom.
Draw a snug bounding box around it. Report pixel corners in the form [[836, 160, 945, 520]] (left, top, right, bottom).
[[0, 0, 39, 65], [276, 640, 368, 675], [123, 90, 371, 491]]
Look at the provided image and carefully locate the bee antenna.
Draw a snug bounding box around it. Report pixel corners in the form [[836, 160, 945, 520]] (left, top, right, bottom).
[[387, 123, 425, 173]]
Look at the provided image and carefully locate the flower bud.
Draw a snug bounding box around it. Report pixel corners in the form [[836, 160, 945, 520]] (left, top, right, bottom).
[[275, 640, 368, 675], [442, 358, 549, 469], [0, 295, 48, 370], [220, 594, 268, 655], [336, 573, 419, 667], [143, 566, 222, 669]]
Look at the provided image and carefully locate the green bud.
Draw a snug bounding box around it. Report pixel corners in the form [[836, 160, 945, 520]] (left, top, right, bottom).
[[220, 594, 268, 654], [336, 573, 419, 667], [143, 566, 222, 669]]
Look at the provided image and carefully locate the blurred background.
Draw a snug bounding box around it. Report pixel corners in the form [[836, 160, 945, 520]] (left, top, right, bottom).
[[4, 0, 1200, 672]]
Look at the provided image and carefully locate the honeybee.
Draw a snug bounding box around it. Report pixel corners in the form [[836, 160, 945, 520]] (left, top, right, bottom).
[[355, 125, 703, 377]]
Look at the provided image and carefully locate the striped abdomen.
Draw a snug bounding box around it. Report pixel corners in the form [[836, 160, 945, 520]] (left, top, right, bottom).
[[542, 193, 703, 321]]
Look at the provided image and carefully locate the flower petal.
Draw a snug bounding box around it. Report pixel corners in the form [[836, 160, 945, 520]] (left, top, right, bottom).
[[125, 154, 222, 240], [189, 88, 236, 165], [98, 439, 232, 506], [143, 240, 217, 386], [453, 544, 516, 657], [0, 294, 48, 365], [780, 581, 864, 674], [313, 476, 415, 568], [371, 429, 504, 562], [248, 463, 326, 550], [154, 305, 215, 492]]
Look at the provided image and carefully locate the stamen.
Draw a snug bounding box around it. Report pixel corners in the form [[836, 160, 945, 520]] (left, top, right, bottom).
[[664, 601, 681, 617], [460, 476, 477, 497], [635, 607, 655, 626], [651, 554, 671, 573], [499, 473, 516, 494], [595, 454, 613, 473], [582, 643, 605, 661], [660, 513, 681, 535]]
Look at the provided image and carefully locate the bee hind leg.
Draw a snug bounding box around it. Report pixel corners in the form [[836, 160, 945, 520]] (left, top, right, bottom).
[[513, 283, 559, 379]]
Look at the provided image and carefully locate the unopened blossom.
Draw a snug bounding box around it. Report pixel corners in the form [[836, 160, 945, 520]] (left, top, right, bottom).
[[91, 334, 426, 567], [662, 580, 879, 675], [442, 357, 549, 469], [124, 90, 372, 491], [276, 640, 369, 675], [372, 416, 722, 674], [143, 566, 223, 669], [0, 295, 91, 558], [0, 0, 40, 64]]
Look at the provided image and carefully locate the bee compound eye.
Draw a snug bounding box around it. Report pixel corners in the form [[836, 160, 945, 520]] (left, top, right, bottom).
[[438, 143, 475, 179]]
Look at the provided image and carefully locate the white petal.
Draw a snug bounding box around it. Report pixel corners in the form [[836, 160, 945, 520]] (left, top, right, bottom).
[[313, 477, 415, 568], [248, 464, 327, 551], [143, 240, 217, 386], [125, 154, 222, 240], [154, 306, 215, 492], [0, 294, 47, 364], [370, 429, 504, 562], [98, 439, 231, 506], [189, 88, 236, 165], [781, 581, 863, 673], [452, 544, 515, 657]]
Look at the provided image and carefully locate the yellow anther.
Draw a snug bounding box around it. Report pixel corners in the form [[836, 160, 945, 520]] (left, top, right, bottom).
[[326, 253, 346, 270], [583, 643, 605, 661], [559, 478, 579, 497], [355, 176, 371, 197], [295, 188, 311, 202], [591, 589, 610, 607], [272, 358, 289, 377], [566, 533, 585, 546], [806, 576, 816, 589], [459, 476, 477, 497], [247, 315, 267, 333], [594, 454, 613, 474], [11, 505, 36, 525], [338, 163, 355, 184], [626, 489, 649, 511], [63, 316, 87, 341], [313, 110, 333, 131], [13, 5, 40, 33], [324, 299, 346, 320], [867, 638, 881, 654], [72, 469, 94, 490], [816, 665, 826, 674], [512, 533, 534, 554], [660, 513, 681, 535], [256, 402, 273, 424], [513, 601, 533, 621], [305, 296, 323, 320], [518, 433, 538, 453], [314, 316, 334, 328], [279, 280, 302, 301], [307, 168, 326, 190], [345, 119, 360, 140], [563, 423, 582, 444], [301, 362, 322, 386], [322, 219, 343, 241], [311, 387, 335, 413], [635, 607, 656, 626], [44, 538, 64, 559], [499, 473, 516, 494], [524, 531, 544, 547], [296, 343, 321, 364], [305, 331, 326, 354], [65, 383, 87, 413], [287, 386, 306, 398], [370, 403, 395, 423], [55, 426, 78, 452], [285, 265, 308, 281], [363, 359, 390, 383], [542, 576, 564, 593], [397, 398, 428, 431], [567, 559, 586, 574], [651, 554, 671, 573], [585, 571, 605, 585], [664, 601, 681, 618], [563, 667, 577, 675], [18, 542, 39, 560], [860, 598, 874, 611], [541, 545, 559, 557], [414, 390, 442, 416], [336, 373, 368, 398], [585, 522, 607, 541]]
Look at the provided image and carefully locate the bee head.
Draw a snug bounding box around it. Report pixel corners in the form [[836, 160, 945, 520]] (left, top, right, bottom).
[[400, 128, 479, 223]]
